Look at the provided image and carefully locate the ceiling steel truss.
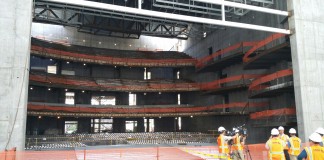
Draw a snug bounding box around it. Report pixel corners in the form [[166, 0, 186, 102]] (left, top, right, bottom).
[[34, 0, 290, 39], [34, 1, 190, 39]]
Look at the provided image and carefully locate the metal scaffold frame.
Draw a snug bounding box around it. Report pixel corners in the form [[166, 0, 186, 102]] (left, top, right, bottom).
[[41, 0, 290, 34]]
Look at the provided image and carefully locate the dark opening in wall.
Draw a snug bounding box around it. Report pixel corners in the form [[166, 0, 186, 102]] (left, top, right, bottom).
[[208, 47, 213, 55]]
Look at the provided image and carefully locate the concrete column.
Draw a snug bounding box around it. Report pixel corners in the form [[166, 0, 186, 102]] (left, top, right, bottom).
[[0, 0, 33, 151], [288, 0, 324, 141]]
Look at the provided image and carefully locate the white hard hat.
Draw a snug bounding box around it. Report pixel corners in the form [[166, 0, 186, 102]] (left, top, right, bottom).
[[218, 126, 226, 132], [235, 129, 239, 133], [309, 133, 323, 143], [315, 127, 324, 135], [271, 128, 279, 135], [278, 126, 284, 130], [289, 128, 297, 134]]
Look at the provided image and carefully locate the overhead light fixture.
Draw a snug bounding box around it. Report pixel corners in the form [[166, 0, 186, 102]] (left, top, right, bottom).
[[129, 44, 132, 47], [203, 32, 207, 38], [57, 116, 60, 119], [82, 90, 85, 93], [50, 59, 53, 61], [66, 61, 70, 64], [114, 43, 117, 46], [38, 116, 42, 119], [114, 66, 117, 68], [30, 87, 33, 90], [48, 88, 51, 91], [159, 116, 162, 119], [65, 89, 68, 91], [83, 63, 86, 66], [190, 115, 193, 118], [175, 117, 178, 119]]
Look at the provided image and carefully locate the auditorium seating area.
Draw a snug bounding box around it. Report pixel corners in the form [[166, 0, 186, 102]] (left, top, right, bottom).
[[25, 132, 214, 150]]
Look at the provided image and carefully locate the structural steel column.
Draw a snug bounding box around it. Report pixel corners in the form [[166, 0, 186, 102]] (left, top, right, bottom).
[[0, 0, 33, 150], [288, 0, 324, 141]]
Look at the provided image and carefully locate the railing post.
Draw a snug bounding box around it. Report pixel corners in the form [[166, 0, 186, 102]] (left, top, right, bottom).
[[84, 149, 86, 160], [156, 146, 159, 160]]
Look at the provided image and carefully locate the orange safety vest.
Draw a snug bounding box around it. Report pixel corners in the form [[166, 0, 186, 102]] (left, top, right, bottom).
[[288, 136, 301, 155], [217, 134, 229, 154], [233, 135, 243, 151], [279, 134, 289, 149], [304, 145, 324, 160], [267, 137, 285, 160]]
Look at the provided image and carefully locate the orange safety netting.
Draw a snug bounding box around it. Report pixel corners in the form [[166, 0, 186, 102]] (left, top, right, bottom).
[[29, 74, 201, 92], [196, 42, 257, 69], [250, 108, 296, 120], [200, 74, 263, 90], [249, 69, 293, 90], [31, 45, 197, 67], [243, 33, 286, 62], [29, 73, 262, 92], [28, 102, 269, 114]]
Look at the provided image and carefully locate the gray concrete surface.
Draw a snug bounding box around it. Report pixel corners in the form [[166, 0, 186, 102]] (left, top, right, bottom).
[[0, 0, 33, 151], [288, 0, 324, 141]]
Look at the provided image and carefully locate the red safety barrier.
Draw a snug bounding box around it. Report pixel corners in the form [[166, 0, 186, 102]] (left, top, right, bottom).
[[0, 148, 16, 160], [28, 102, 269, 114], [250, 108, 296, 120], [29, 73, 262, 92], [249, 69, 293, 91], [31, 45, 197, 67], [196, 42, 257, 69], [200, 74, 262, 90], [243, 33, 286, 62]]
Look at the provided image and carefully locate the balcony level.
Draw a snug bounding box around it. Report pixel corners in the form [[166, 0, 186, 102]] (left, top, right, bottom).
[[248, 69, 294, 98], [31, 38, 196, 67]]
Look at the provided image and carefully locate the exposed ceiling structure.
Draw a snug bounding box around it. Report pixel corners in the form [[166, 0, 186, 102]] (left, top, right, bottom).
[[33, 0, 288, 39]]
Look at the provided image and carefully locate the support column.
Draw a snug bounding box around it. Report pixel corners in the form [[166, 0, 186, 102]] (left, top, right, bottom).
[[0, 0, 33, 151], [288, 0, 324, 141]]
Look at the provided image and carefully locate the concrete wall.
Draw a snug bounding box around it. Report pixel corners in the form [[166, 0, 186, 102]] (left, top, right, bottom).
[[0, 0, 33, 151], [288, 0, 324, 141]]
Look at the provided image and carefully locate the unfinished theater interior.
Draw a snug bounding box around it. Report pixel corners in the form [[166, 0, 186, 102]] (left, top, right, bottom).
[[0, 0, 323, 159]]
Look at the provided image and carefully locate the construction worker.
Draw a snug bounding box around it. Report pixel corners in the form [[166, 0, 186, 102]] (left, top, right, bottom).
[[297, 132, 324, 160], [266, 128, 286, 160], [279, 126, 290, 160], [217, 126, 235, 160], [287, 128, 301, 160], [232, 129, 245, 160], [315, 127, 324, 147]]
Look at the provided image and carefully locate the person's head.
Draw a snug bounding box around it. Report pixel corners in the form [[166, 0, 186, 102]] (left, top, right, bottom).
[[315, 127, 324, 137], [309, 132, 322, 145], [271, 128, 279, 137], [218, 126, 226, 134], [289, 128, 297, 136], [278, 126, 284, 134]]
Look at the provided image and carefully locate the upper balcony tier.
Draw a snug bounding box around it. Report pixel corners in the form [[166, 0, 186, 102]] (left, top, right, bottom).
[[29, 72, 200, 92], [29, 72, 263, 92], [27, 101, 269, 117], [248, 69, 294, 98], [31, 38, 196, 67]]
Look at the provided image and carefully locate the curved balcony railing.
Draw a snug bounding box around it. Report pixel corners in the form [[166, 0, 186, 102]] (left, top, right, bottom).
[[28, 102, 269, 115], [31, 38, 196, 67], [196, 42, 256, 69], [248, 69, 293, 91], [243, 33, 286, 62], [250, 108, 296, 120], [29, 72, 263, 92]]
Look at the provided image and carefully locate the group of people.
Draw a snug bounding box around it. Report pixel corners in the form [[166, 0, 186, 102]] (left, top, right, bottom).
[[217, 126, 246, 160], [217, 126, 324, 160], [266, 126, 324, 160]]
